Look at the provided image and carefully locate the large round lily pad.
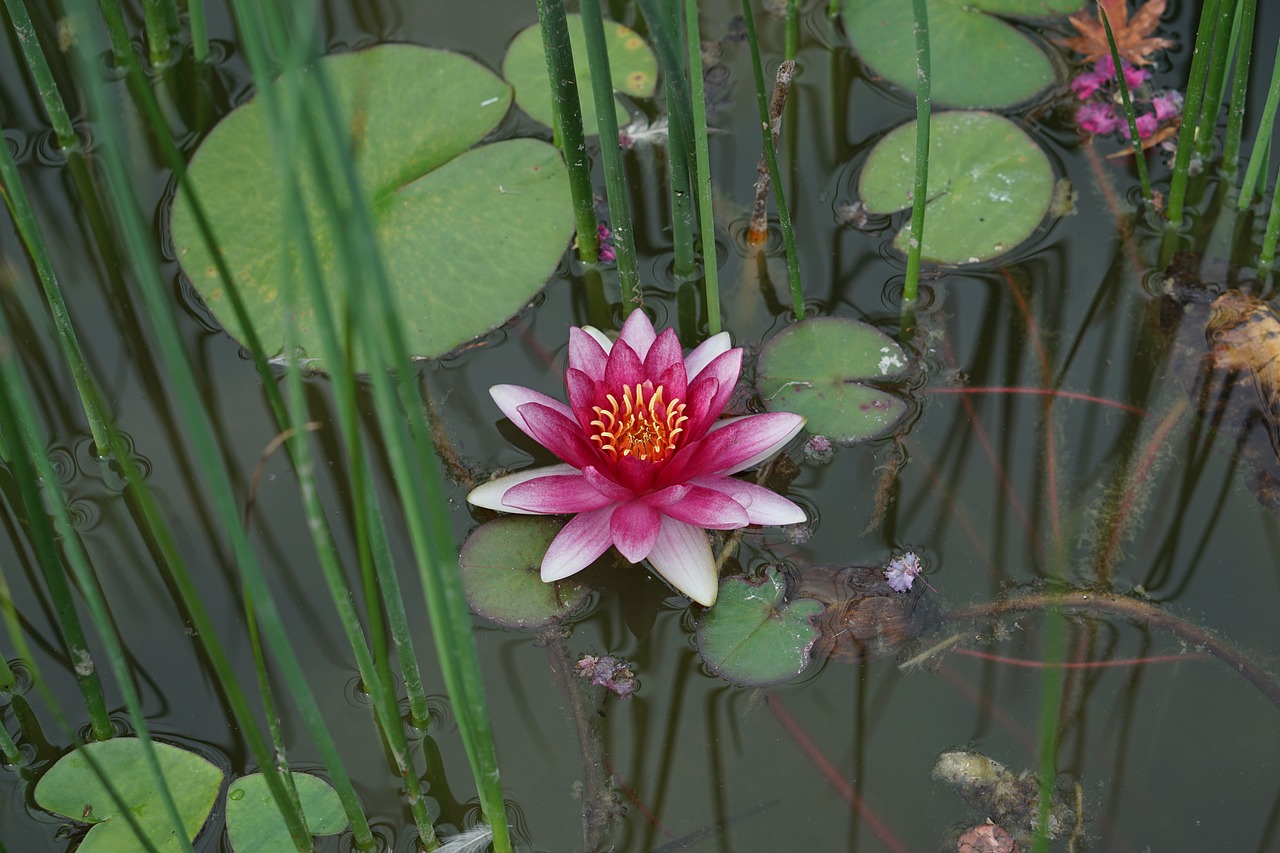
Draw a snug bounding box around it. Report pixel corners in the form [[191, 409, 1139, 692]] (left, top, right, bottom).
[[503, 14, 659, 132], [171, 45, 573, 366], [843, 0, 1082, 109], [756, 317, 911, 444], [858, 111, 1054, 264], [460, 516, 590, 628], [35, 738, 223, 852], [226, 771, 347, 852], [696, 568, 823, 686]]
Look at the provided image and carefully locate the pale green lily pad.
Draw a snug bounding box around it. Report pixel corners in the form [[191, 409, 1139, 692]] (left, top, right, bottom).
[[34, 738, 223, 852], [171, 45, 573, 366], [503, 14, 659, 132], [843, 0, 1082, 109], [756, 317, 911, 444], [226, 772, 347, 852], [858, 111, 1054, 264], [460, 516, 590, 628], [696, 569, 823, 686]]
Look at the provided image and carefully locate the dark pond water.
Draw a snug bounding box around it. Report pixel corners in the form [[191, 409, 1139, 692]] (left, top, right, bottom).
[[4, 0, 1280, 850]]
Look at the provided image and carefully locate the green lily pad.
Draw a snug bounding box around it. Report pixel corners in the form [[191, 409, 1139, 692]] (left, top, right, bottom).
[[756, 317, 911, 444], [226, 772, 347, 852], [695, 568, 823, 686], [858, 111, 1054, 264], [34, 738, 223, 852], [843, 0, 1082, 109], [503, 14, 659, 132], [171, 45, 573, 366], [460, 516, 591, 628]]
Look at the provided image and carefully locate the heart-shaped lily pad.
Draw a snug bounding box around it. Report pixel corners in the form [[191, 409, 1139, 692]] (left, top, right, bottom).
[[696, 568, 823, 686], [171, 45, 573, 366], [843, 0, 1082, 109], [34, 738, 223, 852], [858, 110, 1054, 264], [503, 14, 659, 132], [226, 771, 347, 852], [756, 317, 911, 444], [460, 516, 590, 628]]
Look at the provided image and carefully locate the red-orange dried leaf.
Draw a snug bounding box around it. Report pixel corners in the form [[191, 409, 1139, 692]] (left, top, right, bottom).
[[1059, 0, 1175, 66]]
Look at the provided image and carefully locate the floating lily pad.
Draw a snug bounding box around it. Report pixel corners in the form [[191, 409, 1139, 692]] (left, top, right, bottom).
[[226, 771, 347, 852], [858, 111, 1054, 264], [171, 45, 573, 367], [695, 568, 823, 686], [35, 738, 223, 852], [756, 317, 911, 444], [843, 0, 1081, 109], [503, 14, 659, 132], [460, 516, 590, 628]]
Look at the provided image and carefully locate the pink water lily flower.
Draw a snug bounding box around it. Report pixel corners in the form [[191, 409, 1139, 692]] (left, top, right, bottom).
[[467, 311, 806, 606]]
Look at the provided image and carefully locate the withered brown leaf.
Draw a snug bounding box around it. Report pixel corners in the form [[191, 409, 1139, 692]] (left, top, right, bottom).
[[1059, 0, 1175, 66]]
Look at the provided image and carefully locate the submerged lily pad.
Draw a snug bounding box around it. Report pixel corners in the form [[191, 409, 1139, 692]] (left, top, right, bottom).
[[460, 516, 590, 628], [226, 772, 347, 852], [756, 317, 911, 444], [858, 111, 1054, 264], [35, 738, 223, 852], [503, 14, 659, 132], [696, 568, 823, 686], [843, 0, 1081, 109], [171, 45, 573, 366]]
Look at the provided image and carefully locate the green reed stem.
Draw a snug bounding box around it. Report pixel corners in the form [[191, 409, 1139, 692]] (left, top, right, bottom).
[[0, 320, 201, 852], [1195, 0, 1238, 160], [1101, 8, 1152, 205], [1222, 0, 1256, 173], [142, 0, 174, 65], [0, 716, 18, 765], [0, 125, 111, 452], [785, 0, 798, 59], [1167, 0, 1223, 225], [1261, 183, 1280, 263], [188, 0, 209, 63], [1239, 38, 1280, 207], [95, 0, 132, 61], [742, 0, 804, 319], [0, 652, 12, 691], [684, 0, 721, 334], [1030, 603, 1066, 853], [536, 0, 599, 262], [580, 0, 641, 312], [3, 0, 77, 148], [67, 3, 368, 843], [902, 0, 931, 316], [659, 0, 696, 280]]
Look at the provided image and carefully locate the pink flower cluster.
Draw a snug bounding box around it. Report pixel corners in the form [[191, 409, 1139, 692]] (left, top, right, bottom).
[[1071, 55, 1182, 142]]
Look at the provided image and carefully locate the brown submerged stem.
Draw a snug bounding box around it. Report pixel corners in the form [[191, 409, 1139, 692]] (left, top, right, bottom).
[[945, 588, 1280, 711], [747, 60, 795, 245]]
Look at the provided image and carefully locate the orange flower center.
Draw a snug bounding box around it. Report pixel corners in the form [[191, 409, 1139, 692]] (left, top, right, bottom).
[[590, 383, 688, 463]]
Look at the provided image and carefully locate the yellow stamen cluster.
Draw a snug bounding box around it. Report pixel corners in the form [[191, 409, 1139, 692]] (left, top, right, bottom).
[[590, 383, 688, 462]]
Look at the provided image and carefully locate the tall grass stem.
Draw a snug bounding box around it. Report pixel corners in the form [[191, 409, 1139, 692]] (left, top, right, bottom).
[[1167, 0, 1224, 225], [3, 0, 77, 148], [1221, 0, 1257, 173], [1238, 37, 1280, 207], [1195, 0, 1239, 159], [684, 0, 721, 334], [579, 0, 642, 312], [903, 0, 931, 317], [1100, 8, 1152, 205]]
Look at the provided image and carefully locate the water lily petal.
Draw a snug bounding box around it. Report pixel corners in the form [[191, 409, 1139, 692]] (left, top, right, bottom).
[[613, 455, 659, 494], [660, 412, 804, 484], [680, 376, 720, 441], [604, 338, 645, 389], [467, 463, 580, 513], [565, 368, 599, 432], [490, 384, 576, 441], [644, 328, 684, 377], [660, 485, 750, 529], [502, 472, 619, 514], [684, 331, 732, 381], [582, 465, 635, 501], [617, 309, 657, 360], [518, 401, 602, 470], [653, 360, 688, 414], [611, 500, 662, 562], [646, 518, 718, 606], [639, 484, 692, 506], [542, 505, 616, 581], [581, 325, 614, 353], [682, 348, 742, 439], [690, 476, 807, 525], [569, 327, 609, 380]]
